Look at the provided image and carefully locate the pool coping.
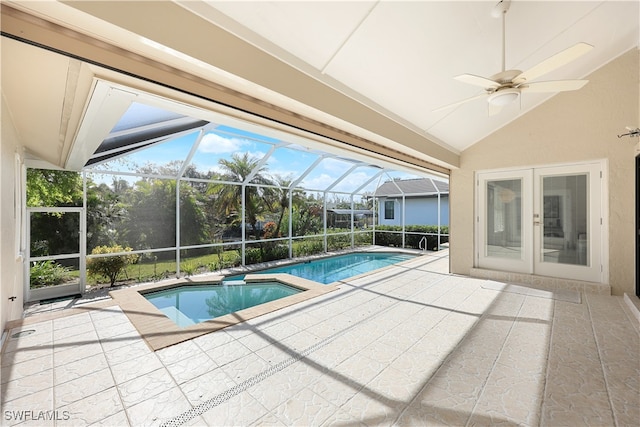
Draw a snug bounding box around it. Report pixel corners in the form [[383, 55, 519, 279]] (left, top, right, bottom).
[[217, 246, 422, 279], [324, 251, 429, 286], [109, 273, 338, 351]]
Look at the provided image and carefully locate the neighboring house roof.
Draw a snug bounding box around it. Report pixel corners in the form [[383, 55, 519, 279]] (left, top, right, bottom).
[[327, 209, 373, 215], [374, 178, 449, 197]]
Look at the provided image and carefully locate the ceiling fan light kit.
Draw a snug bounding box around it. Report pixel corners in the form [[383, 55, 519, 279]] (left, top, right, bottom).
[[434, 0, 593, 115], [488, 88, 520, 106]]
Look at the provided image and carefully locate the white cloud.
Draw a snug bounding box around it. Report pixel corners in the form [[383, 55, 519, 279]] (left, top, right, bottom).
[[300, 173, 334, 191], [198, 133, 246, 154], [266, 156, 279, 165], [269, 168, 296, 180], [206, 164, 224, 175], [319, 157, 351, 173], [385, 171, 422, 181], [247, 151, 266, 161], [331, 171, 370, 192], [298, 170, 380, 194]]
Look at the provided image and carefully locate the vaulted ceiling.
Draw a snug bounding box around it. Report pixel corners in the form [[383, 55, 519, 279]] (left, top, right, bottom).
[[2, 1, 638, 174], [179, 0, 639, 151]]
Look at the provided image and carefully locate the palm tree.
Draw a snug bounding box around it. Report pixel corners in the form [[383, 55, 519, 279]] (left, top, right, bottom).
[[208, 153, 273, 240], [271, 175, 306, 236]]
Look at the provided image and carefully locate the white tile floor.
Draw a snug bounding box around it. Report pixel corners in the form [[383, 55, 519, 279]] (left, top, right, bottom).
[[1, 250, 638, 426]]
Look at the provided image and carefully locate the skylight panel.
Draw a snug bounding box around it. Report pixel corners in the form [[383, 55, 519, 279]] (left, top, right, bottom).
[[214, 125, 280, 144], [111, 102, 187, 133], [87, 131, 199, 176]]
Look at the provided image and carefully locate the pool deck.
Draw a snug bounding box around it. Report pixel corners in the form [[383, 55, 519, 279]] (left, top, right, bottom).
[[1, 248, 639, 426]]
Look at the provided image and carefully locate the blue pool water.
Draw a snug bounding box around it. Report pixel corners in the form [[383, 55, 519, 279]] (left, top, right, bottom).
[[227, 252, 416, 284], [144, 283, 301, 327]]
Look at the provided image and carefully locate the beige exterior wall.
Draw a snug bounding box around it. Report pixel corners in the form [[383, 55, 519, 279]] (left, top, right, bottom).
[[1, 94, 24, 334], [450, 48, 639, 296]]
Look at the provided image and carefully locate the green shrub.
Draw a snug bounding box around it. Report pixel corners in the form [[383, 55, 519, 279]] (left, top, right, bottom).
[[293, 238, 324, 257], [30, 260, 71, 288], [267, 245, 289, 261], [374, 225, 449, 250], [327, 234, 350, 251], [181, 261, 196, 276], [243, 244, 289, 265], [354, 231, 373, 247], [228, 253, 241, 267], [87, 245, 139, 286], [208, 260, 220, 272], [374, 229, 403, 247], [244, 248, 262, 265]]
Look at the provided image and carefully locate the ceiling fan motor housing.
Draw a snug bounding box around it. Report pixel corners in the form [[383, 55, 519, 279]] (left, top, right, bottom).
[[488, 70, 524, 90]]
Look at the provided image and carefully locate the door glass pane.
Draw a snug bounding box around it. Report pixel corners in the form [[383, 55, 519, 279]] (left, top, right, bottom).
[[485, 179, 522, 259], [542, 174, 588, 266]]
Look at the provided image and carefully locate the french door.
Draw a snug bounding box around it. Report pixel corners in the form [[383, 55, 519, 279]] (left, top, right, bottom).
[[477, 162, 604, 283]]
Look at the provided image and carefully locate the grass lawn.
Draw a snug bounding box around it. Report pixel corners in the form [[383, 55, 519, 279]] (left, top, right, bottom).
[[32, 231, 376, 289]]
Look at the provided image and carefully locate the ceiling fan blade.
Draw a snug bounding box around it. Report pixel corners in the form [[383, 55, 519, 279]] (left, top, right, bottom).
[[454, 74, 501, 89], [433, 93, 488, 112], [520, 79, 589, 93], [515, 42, 593, 83]]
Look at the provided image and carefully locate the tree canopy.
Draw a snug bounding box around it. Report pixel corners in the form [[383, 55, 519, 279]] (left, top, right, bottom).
[[27, 169, 83, 207], [27, 154, 373, 259]]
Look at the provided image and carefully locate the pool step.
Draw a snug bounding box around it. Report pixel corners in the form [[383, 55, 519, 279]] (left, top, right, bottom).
[[159, 306, 196, 327]]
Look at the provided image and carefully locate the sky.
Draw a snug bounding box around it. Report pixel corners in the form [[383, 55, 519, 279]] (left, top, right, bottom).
[[87, 123, 427, 194]]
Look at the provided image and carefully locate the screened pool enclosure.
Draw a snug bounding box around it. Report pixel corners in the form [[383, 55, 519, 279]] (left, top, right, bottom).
[[25, 84, 448, 302]]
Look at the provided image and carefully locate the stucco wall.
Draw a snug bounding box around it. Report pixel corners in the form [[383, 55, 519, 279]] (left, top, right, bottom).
[[1, 94, 24, 335], [450, 48, 639, 296]]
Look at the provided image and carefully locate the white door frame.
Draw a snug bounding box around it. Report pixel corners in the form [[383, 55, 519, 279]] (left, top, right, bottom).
[[476, 169, 533, 273], [533, 163, 604, 282], [476, 160, 608, 283], [25, 207, 86, 302]]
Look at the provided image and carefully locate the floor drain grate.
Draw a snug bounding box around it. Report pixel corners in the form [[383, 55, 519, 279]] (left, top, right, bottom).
[[160, 332, 337, 427], [160, 274, 450, 426]]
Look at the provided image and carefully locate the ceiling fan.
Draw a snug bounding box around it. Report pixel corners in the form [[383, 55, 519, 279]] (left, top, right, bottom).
[[434, 0, 593, 116]]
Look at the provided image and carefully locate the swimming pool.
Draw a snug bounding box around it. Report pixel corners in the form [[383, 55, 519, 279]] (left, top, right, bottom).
[[144, 282, 301, 327], [117, 251, 416, 345], [226, 252, 416, 284]]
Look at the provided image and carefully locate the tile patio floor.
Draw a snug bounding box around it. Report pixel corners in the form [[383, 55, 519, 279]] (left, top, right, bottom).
[[1, 249, 639, 426]]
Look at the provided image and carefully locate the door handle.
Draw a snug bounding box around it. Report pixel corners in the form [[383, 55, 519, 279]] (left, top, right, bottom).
[[533, 213, 541, 226]]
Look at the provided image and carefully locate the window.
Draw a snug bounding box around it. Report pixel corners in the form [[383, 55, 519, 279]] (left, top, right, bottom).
[[384, 200, 394, 220]]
